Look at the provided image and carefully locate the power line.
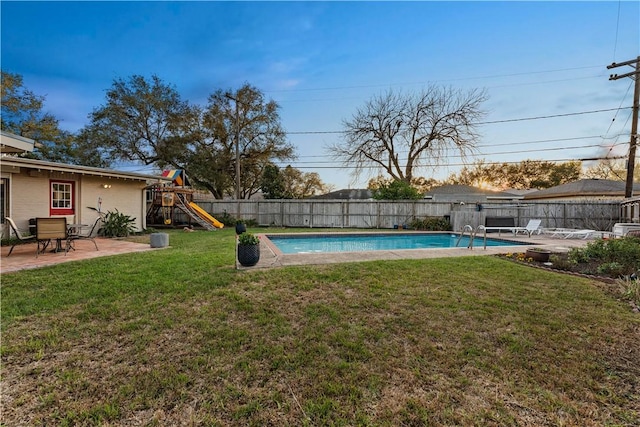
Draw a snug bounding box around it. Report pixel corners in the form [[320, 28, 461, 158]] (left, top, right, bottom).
[[114, 132, 630, 170], [477, 134, 625, 149], [608, 56, 640, 197], [477, 107, 628, 125], [265, 65, 604, 94], [273, 144, 607, 166], [288, 134, 620, 159], [276, 75, 603, 104], [612, 0, 622, 60], [271, 156, 628, 170], [285, 107, 631, 135]]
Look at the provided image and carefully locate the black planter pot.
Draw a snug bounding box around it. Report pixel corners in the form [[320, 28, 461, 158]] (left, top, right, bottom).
[[235, 223, 247, 235], [238, 244, 260, 266]]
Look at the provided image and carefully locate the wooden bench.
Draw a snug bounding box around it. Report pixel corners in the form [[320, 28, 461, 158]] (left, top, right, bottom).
[[484, 217, 515, 233]]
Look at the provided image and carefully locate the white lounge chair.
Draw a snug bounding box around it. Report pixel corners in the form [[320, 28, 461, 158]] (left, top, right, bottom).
[[542, 228, 595, 239], [478, 219, 542, 237], [611, 223, 640, 238]]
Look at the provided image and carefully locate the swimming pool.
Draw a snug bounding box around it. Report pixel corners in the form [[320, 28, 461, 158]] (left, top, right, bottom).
[[266, 232, 527, 254]]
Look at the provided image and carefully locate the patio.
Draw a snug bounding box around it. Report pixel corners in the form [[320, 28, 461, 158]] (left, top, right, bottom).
[[1, 237, 158, 274]]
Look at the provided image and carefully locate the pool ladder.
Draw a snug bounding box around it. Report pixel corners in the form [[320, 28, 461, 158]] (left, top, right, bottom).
[[456, 224, 477, 249]]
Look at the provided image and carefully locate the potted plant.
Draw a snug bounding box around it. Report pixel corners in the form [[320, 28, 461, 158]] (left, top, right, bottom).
[[237, 232, 260, 266], [525, 247, 551, 262], [235, 220, 246, 235]]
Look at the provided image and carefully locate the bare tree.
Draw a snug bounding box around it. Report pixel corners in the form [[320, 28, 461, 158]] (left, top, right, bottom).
[[329, 86, 487, 183]]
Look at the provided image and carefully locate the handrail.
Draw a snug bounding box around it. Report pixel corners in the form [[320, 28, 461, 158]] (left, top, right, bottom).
[[456, 225, 475, 249], [476, 225, 489, 250]]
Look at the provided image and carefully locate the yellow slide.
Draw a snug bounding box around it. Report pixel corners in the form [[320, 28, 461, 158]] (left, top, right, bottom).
[[189, 202, 224, 229]]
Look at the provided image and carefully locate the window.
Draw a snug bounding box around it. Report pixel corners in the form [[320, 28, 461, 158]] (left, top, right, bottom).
[[50, 180, 74, 215]]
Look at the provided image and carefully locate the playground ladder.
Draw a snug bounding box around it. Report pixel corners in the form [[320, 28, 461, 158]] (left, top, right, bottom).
[[174, 193, 217, 231]]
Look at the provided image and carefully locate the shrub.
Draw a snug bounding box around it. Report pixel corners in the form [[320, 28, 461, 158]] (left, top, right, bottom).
[[371, 180, 422, 200], [218, 212, 237, 227], [568, 236, 640, 278], [218, 212, 258, 228], [100, 209, 136, 237], [238, 233, 260, 246], [598, 262, 625, 277], [409, 217, 452, 231], [549, 254, 576, 271], [619, 276, 640, 308]]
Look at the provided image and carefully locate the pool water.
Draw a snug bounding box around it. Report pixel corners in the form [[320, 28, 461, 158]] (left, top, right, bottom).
[[266, 233, 526, 254]]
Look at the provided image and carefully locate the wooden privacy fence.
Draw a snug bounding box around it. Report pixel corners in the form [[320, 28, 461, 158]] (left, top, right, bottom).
[[175, 200, 624, 231]]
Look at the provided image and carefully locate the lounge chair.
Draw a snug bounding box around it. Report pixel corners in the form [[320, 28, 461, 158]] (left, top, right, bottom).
[[67, 215, 102, 251], [5, 217, 37, 256], [478, 219, 542, 237], [542, 228, 595, 239], [611, 223, 640, 238]]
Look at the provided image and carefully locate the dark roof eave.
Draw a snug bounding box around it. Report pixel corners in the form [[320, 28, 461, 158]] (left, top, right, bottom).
[[1, 156, 170, 182]]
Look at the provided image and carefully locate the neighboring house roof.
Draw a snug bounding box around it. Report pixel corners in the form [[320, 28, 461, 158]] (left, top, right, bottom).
[[0, 131, 37, 153], [523, 179, 640, 200], [0, 156, 171, 182], [501, 188, 539, 197], [314, 185, 526, 201], [424, 184, 522, 199], [312, 189, 373, 200]]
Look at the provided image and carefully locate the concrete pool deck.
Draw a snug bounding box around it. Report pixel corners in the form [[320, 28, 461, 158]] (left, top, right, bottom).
[[239, 231, 599, 269], [0, 231, 599, 273]]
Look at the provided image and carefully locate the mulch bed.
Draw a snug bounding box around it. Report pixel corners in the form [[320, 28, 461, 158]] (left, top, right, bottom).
[[498, 251, 640, 313], [498, 251, 615, 283]]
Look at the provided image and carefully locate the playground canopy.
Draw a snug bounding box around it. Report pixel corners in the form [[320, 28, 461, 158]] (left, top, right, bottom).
[[161, 170, 189, 187]]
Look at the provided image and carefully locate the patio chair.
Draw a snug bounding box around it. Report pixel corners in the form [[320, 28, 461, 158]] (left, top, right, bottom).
[[36, 217, 70, 257], [5, 217, 37, 256], [67, 215, 102, 251], [478, 219, 542, 238]]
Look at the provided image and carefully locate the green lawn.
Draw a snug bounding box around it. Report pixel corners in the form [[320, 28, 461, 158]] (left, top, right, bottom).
[[2, 229, 638, 426]]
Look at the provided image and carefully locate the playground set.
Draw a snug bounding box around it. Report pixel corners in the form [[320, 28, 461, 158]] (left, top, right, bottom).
[[146, 170, 224, 230]]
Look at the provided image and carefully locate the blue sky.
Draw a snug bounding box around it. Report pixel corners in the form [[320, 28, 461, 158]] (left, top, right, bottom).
[[2, 1, 639, 190]]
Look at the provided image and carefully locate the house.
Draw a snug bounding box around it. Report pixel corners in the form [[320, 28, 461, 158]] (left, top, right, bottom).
[[312, 188, 373, 200], [522, 179, 640, 201], [1, 131, 170, 236]]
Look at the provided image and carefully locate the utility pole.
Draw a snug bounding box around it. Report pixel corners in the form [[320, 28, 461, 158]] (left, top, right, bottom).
[[225, 93, 242, 219], [608, 56, 640, 198]]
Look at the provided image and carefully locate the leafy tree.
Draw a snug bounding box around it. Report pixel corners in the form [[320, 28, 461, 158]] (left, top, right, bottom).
[[329, 86, 487, 184], [82, 77, 294, 199], [261, 164, 286, 199], [198, 84, 295, 199], [281, 166, 327, 198], [1, 71, 58, 140], [371, 179, 422, 200], [368, 175, 440, 194], [261, 164, 329, 198], [446, 159, 582, 189], [584, 158, 640, 182], [1, 71, 105, 166], [82, 74, 191, 167]]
